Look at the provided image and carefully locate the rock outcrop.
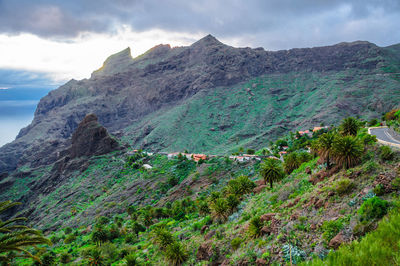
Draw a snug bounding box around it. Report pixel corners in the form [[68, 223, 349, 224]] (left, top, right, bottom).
[[69, 114, 120, 158]]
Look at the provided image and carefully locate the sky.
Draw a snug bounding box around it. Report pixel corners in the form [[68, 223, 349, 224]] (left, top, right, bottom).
[[0, 0, 399, 82], [0, 0, 399, 146]]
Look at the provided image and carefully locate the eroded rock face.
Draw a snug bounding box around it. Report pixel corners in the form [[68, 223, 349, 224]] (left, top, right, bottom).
[[0, 35, 396, 173], [69, 114, 120, 159]]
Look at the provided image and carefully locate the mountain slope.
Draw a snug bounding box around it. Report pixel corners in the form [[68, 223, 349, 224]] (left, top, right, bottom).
[[0, 35, 399, 173]]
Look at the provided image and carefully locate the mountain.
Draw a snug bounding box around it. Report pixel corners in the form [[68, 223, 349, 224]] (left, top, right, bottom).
[[1, 35, 400, 173]]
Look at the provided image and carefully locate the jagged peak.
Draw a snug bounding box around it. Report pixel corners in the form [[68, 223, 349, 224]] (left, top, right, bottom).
[[191, 34, 224, 47], [92, 47, 134, 77]]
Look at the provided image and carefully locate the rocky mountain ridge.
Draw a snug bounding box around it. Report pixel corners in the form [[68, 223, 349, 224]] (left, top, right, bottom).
[[0, 34, 399, 173]]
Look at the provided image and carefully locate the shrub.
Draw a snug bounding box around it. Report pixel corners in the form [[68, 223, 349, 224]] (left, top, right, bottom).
[[231, 237, 243, 250], [373, 184, 385, 196], [304, 210, 400, 265], [40, 252, 56, 266], [97, 216, 110, 225], [391, 178, 400, 190], [379, 146, 394, 161], [168, 176, 179, 187], [334, 178, 355, 195], [362, 134, 377, 145], [60, 253, 71, 264], [131, 222, 146, 236], [125, 253, 139, 266], [321, 220, 343, 243], [247, 148, 255, 155], [125, 233, 138, 245], [164, 242, 188, 266], [358, 197, 389, 222], [64, 227, 73, 234], [226, 175, 256, 197], [248, 216, 264, 238], [64, 233, 77, 244], [153, 228, 175, 250]]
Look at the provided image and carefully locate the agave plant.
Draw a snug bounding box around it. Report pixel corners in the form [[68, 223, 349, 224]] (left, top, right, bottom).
[[0, 201, 51, 263]]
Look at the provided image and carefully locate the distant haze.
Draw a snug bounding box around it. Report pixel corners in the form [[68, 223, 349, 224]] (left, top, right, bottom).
[[0, 86, 54, 147]]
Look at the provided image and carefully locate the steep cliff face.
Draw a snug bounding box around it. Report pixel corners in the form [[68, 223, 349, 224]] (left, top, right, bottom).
[[0, 35, 399, 173]]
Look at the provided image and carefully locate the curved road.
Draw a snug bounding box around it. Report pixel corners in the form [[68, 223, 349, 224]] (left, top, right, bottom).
[[369, 127, 400, 145]]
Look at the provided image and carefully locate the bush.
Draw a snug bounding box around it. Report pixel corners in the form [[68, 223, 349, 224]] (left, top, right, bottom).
[[334, 178, 355, 195], [64, 233, 77, 244], [60, 253, 71, 264], [231, 237, 243, 250], [226, 175, 255, 197], [153, 228, 175, 250], [379, 146, 394, 161], [125, 253, 139, 266], [64, 227, 73, 234], [125, 233, 138, 245], [248, 216, 264, 238], [358, 197, 389, 222], [40, 252, 56, 266], [304, 210, 400, 265], [373, 184, 385, 196], [362, 134, 377, 145], [321, 220, 343, 243]]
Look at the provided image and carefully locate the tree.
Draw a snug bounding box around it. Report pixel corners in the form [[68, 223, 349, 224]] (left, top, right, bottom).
[[340, 117, 360, 136], [332, 135, 363, 169], [314, 132, 335, 169], [210, 198, 229, 222], [283, 152, 300, 174], [88, 248, 105, 266], [259, 158, 285, 189], [152, 227, 175, 250], [164, 242, 188, 266], [0, 201, 51, 263]]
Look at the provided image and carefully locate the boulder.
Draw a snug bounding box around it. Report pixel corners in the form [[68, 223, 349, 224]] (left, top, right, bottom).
[[196, 241, 219, 261], [254, 185, 267, 194], [329, 232, 345, 249], [260, 213, 276, 222]]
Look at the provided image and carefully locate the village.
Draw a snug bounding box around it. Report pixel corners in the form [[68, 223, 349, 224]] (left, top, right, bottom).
[[126, 126, 329, 167]]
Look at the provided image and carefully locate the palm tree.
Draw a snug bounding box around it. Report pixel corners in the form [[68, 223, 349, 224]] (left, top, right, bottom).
[[332, 135, 364, 169], [0, 201, 51, 263], [283, 152, 300, 174], [259, 158, 285, 189], [314, 132, 335, 169], [210, 198, 229, 222], [164, 242, 188, 266], [340, 117, 360, 136]]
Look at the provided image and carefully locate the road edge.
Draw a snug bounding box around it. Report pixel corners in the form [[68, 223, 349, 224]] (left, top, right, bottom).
[[368, 126, 400, 149]]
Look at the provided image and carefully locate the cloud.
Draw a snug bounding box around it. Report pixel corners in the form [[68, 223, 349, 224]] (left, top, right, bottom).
[[0, 0, 398, 48], [0, 0, 399, 83]]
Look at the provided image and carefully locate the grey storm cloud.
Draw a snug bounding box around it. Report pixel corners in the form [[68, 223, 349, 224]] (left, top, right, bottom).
[[0, 0, 399, 49]]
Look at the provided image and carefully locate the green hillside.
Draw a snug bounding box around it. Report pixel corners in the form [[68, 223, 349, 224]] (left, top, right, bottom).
[[123, 69, 400, 154]]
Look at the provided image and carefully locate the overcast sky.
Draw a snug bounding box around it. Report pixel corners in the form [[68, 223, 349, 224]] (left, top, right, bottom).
[[0, 0, 399, 82]]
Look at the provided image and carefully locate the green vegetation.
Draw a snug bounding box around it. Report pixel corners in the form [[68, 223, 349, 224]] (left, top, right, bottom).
[[4, 115, 400, 265], [0, 201, 51, 263], [259, 158, 285, 188]]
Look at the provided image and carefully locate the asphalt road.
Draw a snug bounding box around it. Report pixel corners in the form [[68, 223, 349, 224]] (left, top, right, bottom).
[[369, 127, 400, 145]]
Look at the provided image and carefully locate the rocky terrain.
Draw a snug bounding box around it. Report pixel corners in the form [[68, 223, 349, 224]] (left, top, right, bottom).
[[0, 35, 399, 174]]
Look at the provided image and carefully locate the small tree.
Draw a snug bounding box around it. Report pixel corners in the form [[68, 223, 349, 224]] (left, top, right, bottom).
[[259, 158, 285, 189], [340, 117, 360, 136], [332, 135, 363, 169], [164, 242, 188, 266], [314, 132, 335, 169]]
